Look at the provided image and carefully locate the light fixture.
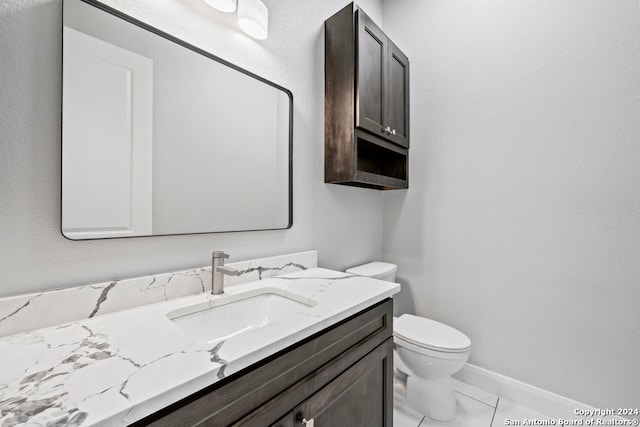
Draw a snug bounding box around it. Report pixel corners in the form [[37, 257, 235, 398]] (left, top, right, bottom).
[[237, 0, 268, 40], [203, 0, 237, 13]]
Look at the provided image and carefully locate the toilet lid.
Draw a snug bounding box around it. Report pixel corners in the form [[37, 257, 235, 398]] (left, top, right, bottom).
[[394, 314, 471, 352]]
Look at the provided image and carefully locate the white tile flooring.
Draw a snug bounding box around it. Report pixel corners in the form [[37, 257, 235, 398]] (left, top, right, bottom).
[[394, 378, 552, 427]]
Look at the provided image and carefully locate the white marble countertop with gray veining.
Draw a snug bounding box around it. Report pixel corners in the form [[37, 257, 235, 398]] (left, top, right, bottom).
[[0, 268, 400, 426]]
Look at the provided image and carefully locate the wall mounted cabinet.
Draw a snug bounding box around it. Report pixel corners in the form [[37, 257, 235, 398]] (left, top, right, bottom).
[[325, 3, 410, 190]]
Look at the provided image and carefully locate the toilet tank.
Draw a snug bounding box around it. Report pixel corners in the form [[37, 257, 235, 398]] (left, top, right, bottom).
[[346, 262, 397, 282]]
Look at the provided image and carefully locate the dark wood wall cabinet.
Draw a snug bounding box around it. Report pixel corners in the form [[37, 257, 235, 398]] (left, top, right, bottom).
[[325, 3, 410, 190], [134, 299, 394, 426]]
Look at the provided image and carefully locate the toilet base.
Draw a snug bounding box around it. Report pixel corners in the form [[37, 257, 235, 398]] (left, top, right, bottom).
[[405, 375, 457, 421]]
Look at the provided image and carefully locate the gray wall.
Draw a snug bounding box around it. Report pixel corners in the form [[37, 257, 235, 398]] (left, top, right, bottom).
[[0, 0, 385, 297], [383, 0, 640, 410]]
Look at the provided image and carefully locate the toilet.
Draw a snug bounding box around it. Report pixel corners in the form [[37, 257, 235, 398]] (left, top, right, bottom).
[[346, 262, 471, 422]]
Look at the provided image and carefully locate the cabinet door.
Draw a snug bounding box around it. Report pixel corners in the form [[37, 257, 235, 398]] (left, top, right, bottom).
[[277, 339, 394, 427], [387, 40, 410, 148], [356, 10, 388, 140]]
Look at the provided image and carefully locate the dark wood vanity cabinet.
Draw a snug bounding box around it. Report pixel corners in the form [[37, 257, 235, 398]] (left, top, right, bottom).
[[325, 3, 410, 190], [136, 299, 394, 426], [240, 336, 393, 427], [271, 341, 392, 427]]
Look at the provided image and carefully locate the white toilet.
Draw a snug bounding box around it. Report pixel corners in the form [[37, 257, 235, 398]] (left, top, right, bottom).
[[346, 262, 471, 422]]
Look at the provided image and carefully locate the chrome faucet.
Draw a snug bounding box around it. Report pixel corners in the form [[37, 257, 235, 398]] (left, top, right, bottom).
[[211, 251, 240, 295]]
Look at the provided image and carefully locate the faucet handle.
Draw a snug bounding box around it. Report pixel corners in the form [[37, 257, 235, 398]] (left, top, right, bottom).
[[212, 251, 230, 259], [216, 265, 241, 276]]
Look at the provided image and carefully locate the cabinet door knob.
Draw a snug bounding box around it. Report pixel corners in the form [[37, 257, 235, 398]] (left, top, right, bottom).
[[301, 417, 315, 427], [383, 126, 391, 134], [391, 129, 397, 135]]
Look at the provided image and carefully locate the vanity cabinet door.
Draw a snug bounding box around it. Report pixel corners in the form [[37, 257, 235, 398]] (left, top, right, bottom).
[[292, 339, 393, 427], [356, 10, 388, 140], [274, 339, 394, 427]]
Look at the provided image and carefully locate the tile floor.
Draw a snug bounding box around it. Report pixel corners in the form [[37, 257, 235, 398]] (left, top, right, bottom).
[[394, 378, 552, 427]]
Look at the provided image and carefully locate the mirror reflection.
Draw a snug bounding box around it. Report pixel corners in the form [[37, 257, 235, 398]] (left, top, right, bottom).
[[62, 0, 292, 240]]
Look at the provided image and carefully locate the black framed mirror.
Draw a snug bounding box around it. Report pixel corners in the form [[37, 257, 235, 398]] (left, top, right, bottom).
[[62, 0, 292, 240]]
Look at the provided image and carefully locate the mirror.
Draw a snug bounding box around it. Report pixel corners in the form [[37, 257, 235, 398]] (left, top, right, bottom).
[[62, 0, 292, 240]]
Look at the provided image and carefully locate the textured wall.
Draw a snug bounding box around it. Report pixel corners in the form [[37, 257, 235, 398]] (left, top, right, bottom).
[[0, 0, 384, 298], [382, 0, 640, 409]]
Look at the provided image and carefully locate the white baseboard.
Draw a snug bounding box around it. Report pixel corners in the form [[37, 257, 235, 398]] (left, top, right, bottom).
[[454, 363, 611, 420]]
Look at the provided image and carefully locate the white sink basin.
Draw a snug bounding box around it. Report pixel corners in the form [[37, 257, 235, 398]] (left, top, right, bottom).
[[167, 288, 316, 344]]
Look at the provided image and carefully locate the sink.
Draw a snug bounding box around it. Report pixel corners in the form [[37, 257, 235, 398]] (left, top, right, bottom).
[[167, 289, 316, 344]]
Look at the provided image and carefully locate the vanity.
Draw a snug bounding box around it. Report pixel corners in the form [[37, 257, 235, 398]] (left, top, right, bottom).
[[0, 252, 400, 426], [140, 298, 393, 426]]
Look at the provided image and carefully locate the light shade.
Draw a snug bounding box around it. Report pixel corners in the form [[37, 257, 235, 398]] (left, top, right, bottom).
[[203, 0, 237, 13], [237, 0, 268, 40]]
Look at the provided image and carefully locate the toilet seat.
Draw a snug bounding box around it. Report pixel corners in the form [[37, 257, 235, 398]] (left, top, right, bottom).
[[394, 314, 471, 353]]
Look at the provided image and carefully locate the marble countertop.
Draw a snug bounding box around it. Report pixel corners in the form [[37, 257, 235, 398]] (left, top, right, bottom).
[[0, 268, 400, 426]]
